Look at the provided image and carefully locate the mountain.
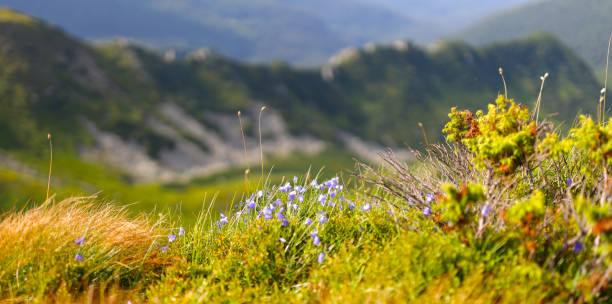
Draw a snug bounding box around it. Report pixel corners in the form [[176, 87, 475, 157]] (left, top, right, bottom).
[[0, 0, 412, 65], [457, 0, 612, 68], [0, 0, 538, 65], [0, 9, 601, 186], [378, 0, 534, 38]]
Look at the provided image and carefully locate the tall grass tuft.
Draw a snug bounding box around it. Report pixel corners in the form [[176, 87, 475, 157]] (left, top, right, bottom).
[[0, 196, 173, 301]]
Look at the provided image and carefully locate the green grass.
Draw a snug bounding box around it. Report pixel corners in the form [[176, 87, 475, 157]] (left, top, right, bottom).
[[0, 146, 360, 225], [0, 173, 578, 303]]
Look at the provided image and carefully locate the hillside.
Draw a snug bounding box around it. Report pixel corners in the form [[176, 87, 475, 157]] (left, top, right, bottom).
[[1, 0, 537, 65], [0, 9, 602, 211], [457, 0, 612, 68], [5, 95, 612, 301]]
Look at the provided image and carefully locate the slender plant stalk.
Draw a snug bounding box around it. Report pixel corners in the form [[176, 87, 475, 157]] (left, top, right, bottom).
[[418, 122, 429, 146], [237, 111, 250, 192], [46, 133, 53, 201], [499, 67, 508, 100], [603, 33, 612, 123], [534, 72, 549, 123], [258, 106, 266, 180]]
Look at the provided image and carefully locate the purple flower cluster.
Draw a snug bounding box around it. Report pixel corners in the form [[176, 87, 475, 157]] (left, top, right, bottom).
[[222, 176, 360, 265], [160, 226, 186, 253]]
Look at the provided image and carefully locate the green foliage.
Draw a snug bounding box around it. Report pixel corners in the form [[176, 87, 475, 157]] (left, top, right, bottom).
[[505, 190, 546, 224], [444, 95, 537, 174], [540, 115, 612, 177], [436, 183, 486, 227]]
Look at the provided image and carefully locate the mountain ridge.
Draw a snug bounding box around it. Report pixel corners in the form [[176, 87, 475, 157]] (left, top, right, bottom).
[[457, 0, 612, 68], [1, 0, 539, 65], [0, 9, 601, 184]]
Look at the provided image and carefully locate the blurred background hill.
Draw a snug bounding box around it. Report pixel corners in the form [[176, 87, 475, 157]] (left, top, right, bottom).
[[0, 0, 610, 220], [2, 0, 533, 65], [458, 0, 612, 70]]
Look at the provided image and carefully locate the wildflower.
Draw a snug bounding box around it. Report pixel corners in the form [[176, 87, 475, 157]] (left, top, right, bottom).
[[293, 176, 298, 183], [274, 199, 283, 206], [279, 183, 292, 192], [318, 194, 327, 206], [348, 202, 355, 210], [217, 214, 229, 227], [280, 237, 287, 243], [288, 191, 297, 201], [263, 206, 273, 220], [247, 199, 256, 209], [276, 212, 285, 221], [329, 189, 337, 198], [319, 212, 328, 225], [423, 207, 431, 216], [567, 178, 573, 187], [257, 190, 264, 198], [310, 180, 318, 188], [312, 235, 321, 246], [573, 242, 584, 253], [297, 186, 307, 194], [324, 180, 334, 188], [282, 219, 290, 227], [160, 246, 169, 253], [297, 195, 305, 203], [481, 205, 491, 217], [75, 254, 83, 262], [310, 229, 318, 238], [74, 237, 85, 245], [289, 202, 299, 210], [328, 200, 336, 207], [318, 252, 326, 263], [362, 203, 372, 212], [178, 227, 185, 236], [426, 193, 435, 203], [168, 234, 177, 243], [304, 218, 313, 225]]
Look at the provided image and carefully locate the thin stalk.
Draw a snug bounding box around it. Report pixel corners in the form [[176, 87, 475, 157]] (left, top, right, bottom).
[[237, 111, 250, 192], [258, 106, 266, 180], [46, 133, 53, 202], [499, 67, 508, 100], [603, 33, 612, 123], [418, 122, 429, 146], [534, 73, 549, 123]]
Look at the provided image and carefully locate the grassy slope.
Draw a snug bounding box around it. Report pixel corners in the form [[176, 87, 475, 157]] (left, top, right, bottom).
[[0, 172, 580, 302], [0, 147, 358, 224], [457, 0, 612, 69]]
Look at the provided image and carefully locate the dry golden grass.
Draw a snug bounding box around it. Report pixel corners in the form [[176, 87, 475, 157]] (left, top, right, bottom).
[[0, 195, 176, 301]]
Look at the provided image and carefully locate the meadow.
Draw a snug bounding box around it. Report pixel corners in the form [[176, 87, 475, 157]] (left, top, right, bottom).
[[4, 87, 612, 303]]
